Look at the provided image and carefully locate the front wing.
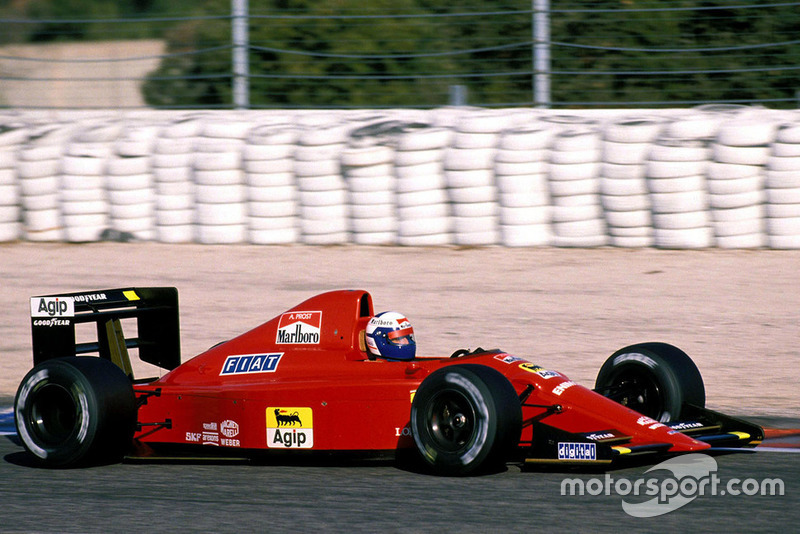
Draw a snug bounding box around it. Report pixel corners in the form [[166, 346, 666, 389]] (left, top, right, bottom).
[[520, 405, 764, 468]]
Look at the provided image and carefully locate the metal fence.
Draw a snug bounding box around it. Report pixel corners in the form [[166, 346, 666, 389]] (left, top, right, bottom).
[[1, 1, 799, 109]]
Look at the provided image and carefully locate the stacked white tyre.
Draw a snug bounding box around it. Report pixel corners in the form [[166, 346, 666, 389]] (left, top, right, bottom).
[[295, 123, 350, 245], [152, 116, 202, 243], [60, 123, 119, 242], [17, 126, 68, 241], [495, 123, 553, 247], [342, 129, 398, 245], [662, 111, 727, 141], [765, 121, 800, 249], [244, 123, 300, 245], [394, 125, 452, 246], [193, 119, 251, 244], [645, 135, 712, 249], [0, 123, 27, 242], [107, 126, 159, 241], [706, 115, 775, 248], [547, 127, 607, 247], [445, 112, 510, 246], [600, 117, 666, 247]]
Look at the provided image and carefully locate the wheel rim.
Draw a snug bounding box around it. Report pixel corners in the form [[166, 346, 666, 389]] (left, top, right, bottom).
[[27, 383, 79, 446], [605, 369, 663, 419], [426, 389, 476, 453]]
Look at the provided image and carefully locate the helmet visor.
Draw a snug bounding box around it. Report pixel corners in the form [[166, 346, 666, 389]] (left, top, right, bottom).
[[387, 327, 415, 346]]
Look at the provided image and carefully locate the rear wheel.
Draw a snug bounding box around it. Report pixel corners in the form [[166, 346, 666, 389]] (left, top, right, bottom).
[[410, 364, 522, 476], [15, 357, 137, 467], [595, 342, 705, 422]]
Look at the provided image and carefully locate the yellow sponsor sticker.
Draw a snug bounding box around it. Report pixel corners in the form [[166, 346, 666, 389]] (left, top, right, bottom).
[[266, 407, 314, 448]]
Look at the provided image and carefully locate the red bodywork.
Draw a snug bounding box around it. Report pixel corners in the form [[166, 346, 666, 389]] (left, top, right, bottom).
[[132, 289, 709, 458]]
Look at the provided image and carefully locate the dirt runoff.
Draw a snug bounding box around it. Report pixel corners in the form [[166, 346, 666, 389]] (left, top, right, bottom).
[[1, 243, 798, 416]]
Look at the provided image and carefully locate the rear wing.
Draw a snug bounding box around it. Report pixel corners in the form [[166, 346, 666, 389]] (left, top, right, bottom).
[[30, 287, 180, 376]]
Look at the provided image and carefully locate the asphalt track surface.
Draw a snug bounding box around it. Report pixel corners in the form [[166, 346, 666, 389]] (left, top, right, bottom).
[[1, 403, 798, 534]]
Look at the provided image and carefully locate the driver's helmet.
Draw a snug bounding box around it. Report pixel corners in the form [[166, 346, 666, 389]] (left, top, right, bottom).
[[365, 311, 416, 361]]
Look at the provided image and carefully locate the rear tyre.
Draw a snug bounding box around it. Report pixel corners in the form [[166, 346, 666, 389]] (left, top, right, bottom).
[[410, 364, 522, 476], [14, 357, 137, 467], [595, 342, 705, 422]]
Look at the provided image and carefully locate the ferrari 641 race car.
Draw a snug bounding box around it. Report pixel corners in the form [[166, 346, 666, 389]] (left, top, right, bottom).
[[15, 288, 763, 475]]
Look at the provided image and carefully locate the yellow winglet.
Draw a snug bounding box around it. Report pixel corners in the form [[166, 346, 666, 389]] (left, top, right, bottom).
[[123, 290, 140, 301], [612, 446, 631, 455], [730, 431, 750, 440]]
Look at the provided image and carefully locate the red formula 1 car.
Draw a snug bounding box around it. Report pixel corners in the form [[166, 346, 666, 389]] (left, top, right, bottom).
[[15, 288, 763, 475]]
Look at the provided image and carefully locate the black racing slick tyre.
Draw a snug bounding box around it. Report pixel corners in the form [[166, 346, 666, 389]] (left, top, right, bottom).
[[595, 342, 705, 423], [410, 364, 522, 476], [14, 357, 137, 468]]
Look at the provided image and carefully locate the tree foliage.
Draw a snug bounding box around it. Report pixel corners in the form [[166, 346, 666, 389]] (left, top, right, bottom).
[[2, 0, 800, 108]]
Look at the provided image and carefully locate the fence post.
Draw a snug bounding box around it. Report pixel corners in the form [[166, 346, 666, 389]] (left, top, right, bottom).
[[232, 0, 250, 109], [533, 0, 551, 108]]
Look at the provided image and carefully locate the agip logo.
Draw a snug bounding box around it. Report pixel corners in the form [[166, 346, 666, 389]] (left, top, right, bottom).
[[276, 311, 322, 344], [30, 296, 75, 318], [266, 407, 314, 449]]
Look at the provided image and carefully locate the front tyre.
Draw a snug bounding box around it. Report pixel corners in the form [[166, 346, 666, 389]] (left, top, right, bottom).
[[595, 342, 705, 422], [411, 364, 522, 476], [14, 357, 137, 468]]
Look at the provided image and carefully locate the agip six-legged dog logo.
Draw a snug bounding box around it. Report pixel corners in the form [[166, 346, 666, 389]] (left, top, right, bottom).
[[274, 408, 302, 426], [267, 407, 314, 448]]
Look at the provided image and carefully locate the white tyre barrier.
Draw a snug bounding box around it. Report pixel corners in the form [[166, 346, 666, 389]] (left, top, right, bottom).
[[498, 124, 554, 151], [605, 209, 651, 229], [654, 226, 714, 249], [196, 202, 247, 226], [500, 223, 551, 247], [496, 174, 549, 196], [249, 226, 299, 245], [443, 147, 496, 171], [664, 112, 724, 139], [445, 169, 494, 189], [647, 175, 706, 194], [716, 116, 778, 147], [346, 174, 395, 193], [602, 142, 651, 165], [770, 142, 800, 158], [712, 143, 771, 166], [767, 156, 800, 172], [396, 127, 451, 152], [248, 199, 298, 218], [707, 162, 761, 180], [195, 184, 246, 204], [156, 208, 194, 226], [499, 205, 551, 226], [196, 223, 248, 245], [300, 189, 348, 207], [495, 148, 548, 163], [648, 138, 710, 162], [451, 201, 496, 218], [248, 215, 297, 231], [4, 107, 800, 249], [194, 151, 241, 172], [155, 181, 195, 198], [396, 172, 446, 194], [600, 176, 649, 197], [603, 116, 667, 144], [394, 148, 442, 167], [247, 171, 295, 188]]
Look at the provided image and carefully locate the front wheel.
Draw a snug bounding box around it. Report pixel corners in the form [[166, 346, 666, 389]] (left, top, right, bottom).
[[410, 364, 522, 476], [14, 357, 137, 467], [595, 342, 705, 422]]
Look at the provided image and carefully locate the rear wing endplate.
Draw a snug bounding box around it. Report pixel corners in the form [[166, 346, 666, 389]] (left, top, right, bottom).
[[30, 287, 180, 374]]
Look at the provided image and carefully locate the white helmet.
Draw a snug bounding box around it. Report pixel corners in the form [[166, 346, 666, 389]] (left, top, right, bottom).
[[365, 311, 416, 361]]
